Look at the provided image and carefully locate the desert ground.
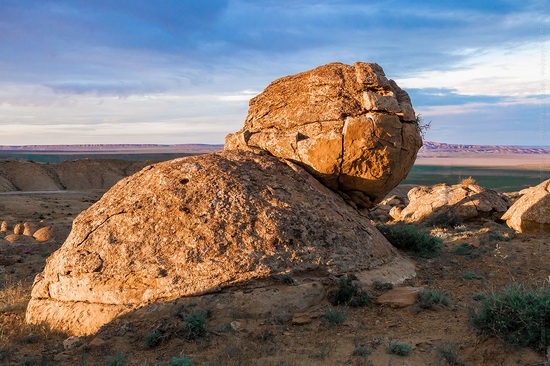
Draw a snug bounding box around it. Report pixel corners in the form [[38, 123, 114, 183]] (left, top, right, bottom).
[[0, 153, 549, 366]]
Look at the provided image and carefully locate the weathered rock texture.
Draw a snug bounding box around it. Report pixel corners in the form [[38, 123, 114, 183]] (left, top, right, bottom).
[[502, 179, 550, 233], [225, 62, 422, 208], [392, 183, 510, 224], [27, 150, 414, 335]]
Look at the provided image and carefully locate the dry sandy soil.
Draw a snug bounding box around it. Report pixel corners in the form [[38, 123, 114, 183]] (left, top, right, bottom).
[[0, 165, 549, 365]]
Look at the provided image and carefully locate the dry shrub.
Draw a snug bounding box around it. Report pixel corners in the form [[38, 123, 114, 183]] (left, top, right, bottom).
[[459, 176, 476, 187]]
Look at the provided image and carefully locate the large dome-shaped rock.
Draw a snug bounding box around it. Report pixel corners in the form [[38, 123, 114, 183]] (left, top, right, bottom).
[[502, 179, 550, 233], [392, 183, 510, 224], [225, 62, 422, 208], [26, 150, 414, 335]]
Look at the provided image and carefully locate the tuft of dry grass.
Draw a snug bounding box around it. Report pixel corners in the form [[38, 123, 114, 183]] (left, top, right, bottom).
[[459, 176, 476, 187]]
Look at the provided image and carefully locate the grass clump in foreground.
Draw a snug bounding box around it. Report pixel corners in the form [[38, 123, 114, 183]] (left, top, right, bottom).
[[322, 308, 346, 326], [377, 223, 442, 258], [164, 356, 193, 366], [417, 289, 452, 310], [386, 341, 411, 356], [468, 284, 550, 352], [106, 353, 127, 366], [330, 274, 370, 307]]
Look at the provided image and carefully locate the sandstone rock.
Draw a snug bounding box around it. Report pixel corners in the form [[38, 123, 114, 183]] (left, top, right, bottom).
[[23, 222, 38, 236], [32, 225, 70, 243], [4, 234, 38, 244], [13, 223, 23, 235], [375, 287, 423, 308], [501, 179, 550, 233], [26, 150, 414, 335], [63, 336, 81, 350], [0, 220, 8, 232], [394, 183, 510, 224], [225, 62, 422, 208]]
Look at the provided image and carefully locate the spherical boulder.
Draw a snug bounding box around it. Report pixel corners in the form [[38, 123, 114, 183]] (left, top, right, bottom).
[[225, 62, 422, 208]]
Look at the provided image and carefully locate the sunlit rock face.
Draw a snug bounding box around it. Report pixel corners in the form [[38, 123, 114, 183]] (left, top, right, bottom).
[[26, 150, 414, 335], [502, 179, 550, 233], [225, 62, 422, 208]]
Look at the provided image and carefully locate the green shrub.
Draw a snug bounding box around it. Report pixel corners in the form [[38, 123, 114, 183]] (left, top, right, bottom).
[[377, 224, 442, 258], [178, 310, 209, 339], [417, 289, 452, 310], [386, 341, 411, 356], [352, 346, 371, 357], [373, 280, 394, 291], [480, 232, 511, 245], [453, 243, 472, 256], [468, 284, 550, 352], [436, 343, 459, 364], [165, 356, 193, 366], [322, 308, 346, 325], [144, 329, 163, 348], [19, 356, 35, 366], [106, 353, 126, 366], [472, 293, 486, 301], [330, 274, 370, 307]]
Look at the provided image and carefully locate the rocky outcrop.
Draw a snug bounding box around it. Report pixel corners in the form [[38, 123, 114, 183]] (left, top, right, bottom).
[[225, 62, 422, 208], [502, 179, 550, 233], [0, 159, 153, 192], [26, 150, 415, 335], [392, 183, 510, 224]]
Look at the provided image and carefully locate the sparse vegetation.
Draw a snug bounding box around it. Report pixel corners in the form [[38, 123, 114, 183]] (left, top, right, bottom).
[[322, 308, 346, 325], [18, 355, 35, 366], [453, 243, 472, 256], [165, 356, 193, 366], [414, 115, 431, 139], [480, 232, 511, 245], [177, 310, 209, 339], [377, 223, 443, 258], [417, 289, 452, 310], [106, 353, 127, 366], [386, 341, 411, 356], [352, 346, 371, 357], [372, 280, 394, 291], [463, 271, 484, 280], [425, 209, 462, 229], [468, 284, 550, 352], [330, 274, 370, 307], [436, 343, 460, 365], [144, 329, 163, 349], [459, 176, 476, 187]]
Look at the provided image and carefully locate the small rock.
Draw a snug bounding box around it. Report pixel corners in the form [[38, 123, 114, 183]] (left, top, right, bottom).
[[63, 336, 81, 350], [13, 223, 23, 235], [88, 336, 106, 348], [375, 287, 423, 308], [230, 320, 247, 332], [0, 221, 8, 232]]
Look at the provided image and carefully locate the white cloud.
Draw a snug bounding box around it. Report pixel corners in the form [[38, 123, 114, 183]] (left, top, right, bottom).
[[399, 40, 550, 97]]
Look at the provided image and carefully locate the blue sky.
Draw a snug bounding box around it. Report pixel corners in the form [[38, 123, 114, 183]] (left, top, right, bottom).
[[0, 0, 548, 146]]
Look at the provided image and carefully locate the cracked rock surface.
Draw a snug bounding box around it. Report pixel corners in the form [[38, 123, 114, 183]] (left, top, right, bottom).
[[392, 183, 510, 224], [26, 150, 414, 335], [225, 62, 422, 208], [502, 179, 550, 233]]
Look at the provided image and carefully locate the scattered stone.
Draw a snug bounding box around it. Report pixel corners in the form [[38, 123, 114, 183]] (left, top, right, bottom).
[[230, 320, 247, 332], [32, 225, 69, 243], [13, 223, 23, 235], [4, 234, 38, 244], [26, 150, 414, 336], [63, 336, 81, 350], [502, 179, 550, 233], [225, 62, 422, 208], [375, 287, 423, 308], [1, 220, 9, 232], [394, 183, 510, 224], [23, 222, 39, 236]]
